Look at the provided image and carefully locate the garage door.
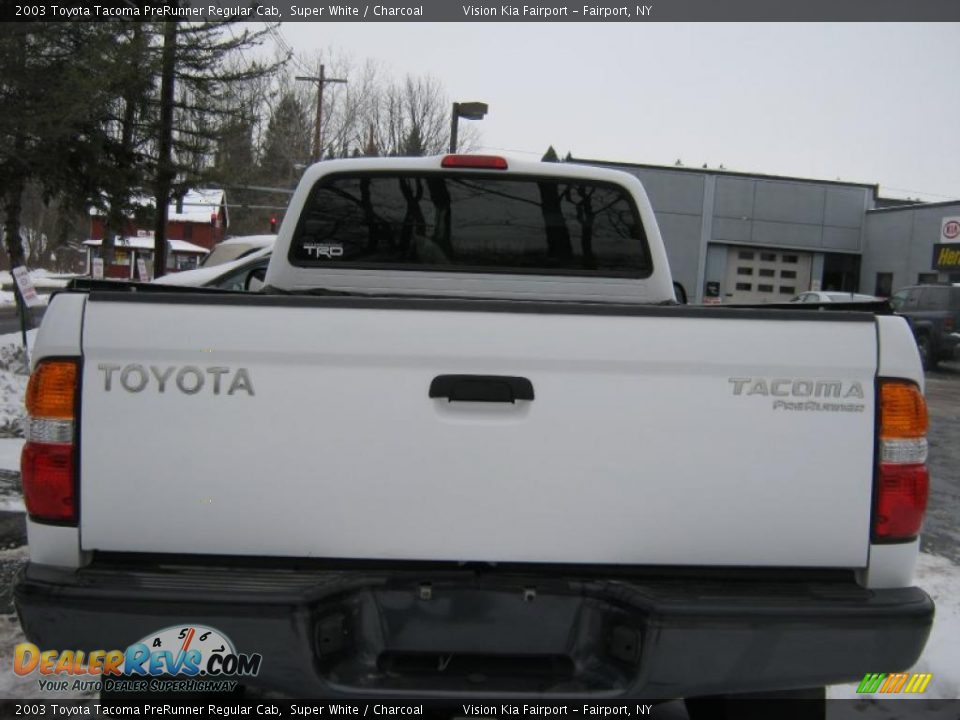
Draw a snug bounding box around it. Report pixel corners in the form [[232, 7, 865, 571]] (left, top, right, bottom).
[[724, 247, 811, 303]]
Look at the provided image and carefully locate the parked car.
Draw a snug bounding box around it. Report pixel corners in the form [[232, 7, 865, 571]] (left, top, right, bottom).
[[790, 291, 880, 303], [890, 284, 960, 370], [201, 234, 275, 268], [152, 246, 270, 291]]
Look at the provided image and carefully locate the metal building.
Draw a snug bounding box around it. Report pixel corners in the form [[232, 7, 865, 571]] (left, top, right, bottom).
[[862, 200, 960, 295], [570, 157, 960, 303]]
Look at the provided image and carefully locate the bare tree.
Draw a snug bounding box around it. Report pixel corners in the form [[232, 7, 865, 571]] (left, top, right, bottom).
[[281, 49, 479, 160]]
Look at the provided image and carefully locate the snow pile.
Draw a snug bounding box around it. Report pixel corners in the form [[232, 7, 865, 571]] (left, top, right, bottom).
[[0, 269, 74, 290], [0, 547, 96, 700], [0, 269, 74, 308], [0, 333, 31, 439], [0, 441, 25, 513], [0, 331, 31, 512], [829, 551, 960, 702]]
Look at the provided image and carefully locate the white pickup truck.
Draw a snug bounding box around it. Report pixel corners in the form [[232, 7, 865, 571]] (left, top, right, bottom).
[[15, 156, 933, 707]]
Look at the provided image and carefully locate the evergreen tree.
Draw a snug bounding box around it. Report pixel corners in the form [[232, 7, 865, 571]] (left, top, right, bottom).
[[0, 23, 121, 272], [402, 125, 425, 157], [259, 92, 311, 187], [147, 21, 284, 274]]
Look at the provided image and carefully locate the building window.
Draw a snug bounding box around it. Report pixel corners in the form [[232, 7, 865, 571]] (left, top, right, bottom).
[[780, 270, 797, 279], [736, 283, 752, 291], [738, 250, 755, 260], [917, 273, 938, 284], [759, 268, 775, 277], [782, 254, 799, 263], [737, 267, 754, 276], [875, 272, 893, 297], [779, 286, 795, 295], [758, 284, 774, 292], [760, 252, 777, 262]]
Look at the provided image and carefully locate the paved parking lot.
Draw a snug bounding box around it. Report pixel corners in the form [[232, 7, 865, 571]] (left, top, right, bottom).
[[920, 361, 960, 563]]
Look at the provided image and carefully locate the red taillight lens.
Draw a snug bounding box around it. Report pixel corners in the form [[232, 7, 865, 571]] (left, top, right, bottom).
[[21, 442, 76, 522], [875, 380, 929, 542], [441, 154, 508, 170], [22, 358, 79, 524], [875, 464, 929, 540]]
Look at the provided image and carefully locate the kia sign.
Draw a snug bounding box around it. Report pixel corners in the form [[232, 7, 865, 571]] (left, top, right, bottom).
[[941, 216, 960, 243]]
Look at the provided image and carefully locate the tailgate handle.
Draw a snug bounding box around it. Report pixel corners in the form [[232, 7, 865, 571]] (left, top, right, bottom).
[[430, 375, 534, 403]]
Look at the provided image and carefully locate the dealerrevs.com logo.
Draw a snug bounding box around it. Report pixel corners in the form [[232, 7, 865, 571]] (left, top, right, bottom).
[[14, 624, 262, 694]]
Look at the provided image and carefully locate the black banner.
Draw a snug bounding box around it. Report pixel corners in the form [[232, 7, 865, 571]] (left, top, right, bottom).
[[3, 699, 960, 719], [4, 0, 960, 22]]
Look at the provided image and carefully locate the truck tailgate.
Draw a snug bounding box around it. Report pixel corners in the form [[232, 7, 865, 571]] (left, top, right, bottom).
[[79, 296, 878, 568]]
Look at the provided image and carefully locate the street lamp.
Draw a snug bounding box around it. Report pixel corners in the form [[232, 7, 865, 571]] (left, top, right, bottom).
[[449, 101, 489, 153]]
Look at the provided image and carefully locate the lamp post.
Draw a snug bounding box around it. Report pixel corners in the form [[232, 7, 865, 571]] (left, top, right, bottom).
[[296, 63, 348, 162], [449, 101, 489, 153]]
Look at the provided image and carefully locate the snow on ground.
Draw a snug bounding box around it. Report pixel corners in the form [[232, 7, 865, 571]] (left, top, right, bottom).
[[0, 331, 30, 516], [910, 553, 960, 698], [0, 440, 23, 474], [0, 269, 74, 290], [0, 290, 51, 308], [0, 439, 25, 513], [0, 549, 97, 701], [0, 331, 32, 439], [0, 269, 75, 308], [827, 551, 960, 702]]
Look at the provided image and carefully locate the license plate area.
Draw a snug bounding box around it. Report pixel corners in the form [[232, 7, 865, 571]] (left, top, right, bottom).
[[311, 580, 644, 693]]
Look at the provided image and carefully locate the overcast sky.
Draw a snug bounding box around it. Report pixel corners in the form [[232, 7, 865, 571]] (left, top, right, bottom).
[[271, 23, 959, 201]]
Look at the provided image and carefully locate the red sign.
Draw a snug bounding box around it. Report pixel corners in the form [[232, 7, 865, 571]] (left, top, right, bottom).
[[944, 220, 960, 240]]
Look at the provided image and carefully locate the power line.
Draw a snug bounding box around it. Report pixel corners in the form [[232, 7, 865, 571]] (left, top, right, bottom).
[[880, 186, 959, 201], [475, 146, 551, 157], [268, 24, 313, 76]]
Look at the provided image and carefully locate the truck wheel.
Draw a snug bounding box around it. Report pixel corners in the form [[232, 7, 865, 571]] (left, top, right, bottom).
[[685, 687, 825, 720], [917, 334, 938, 371]]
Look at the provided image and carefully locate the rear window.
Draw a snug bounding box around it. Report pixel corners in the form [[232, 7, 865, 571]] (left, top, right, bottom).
[[289, 172, 652, 277]]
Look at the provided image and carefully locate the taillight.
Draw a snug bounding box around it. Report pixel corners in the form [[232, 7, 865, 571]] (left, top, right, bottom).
[[441, 155, 508, 170], [22, 359, 79, 523], [874, 380, 929, 542]]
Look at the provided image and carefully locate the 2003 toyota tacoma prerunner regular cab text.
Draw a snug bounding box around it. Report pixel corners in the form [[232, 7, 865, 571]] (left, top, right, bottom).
[[15, 155, 934, 704]]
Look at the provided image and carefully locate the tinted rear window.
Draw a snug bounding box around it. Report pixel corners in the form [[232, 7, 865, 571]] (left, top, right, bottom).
[[289, 172, 652, 277]]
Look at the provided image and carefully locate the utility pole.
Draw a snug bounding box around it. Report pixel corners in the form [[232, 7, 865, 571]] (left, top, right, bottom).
[[296, 63, 347, 163]]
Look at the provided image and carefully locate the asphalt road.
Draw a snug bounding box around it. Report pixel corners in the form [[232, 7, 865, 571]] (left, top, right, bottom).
[[920, 361, 960, 563], [0, 306, 44, 337]]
